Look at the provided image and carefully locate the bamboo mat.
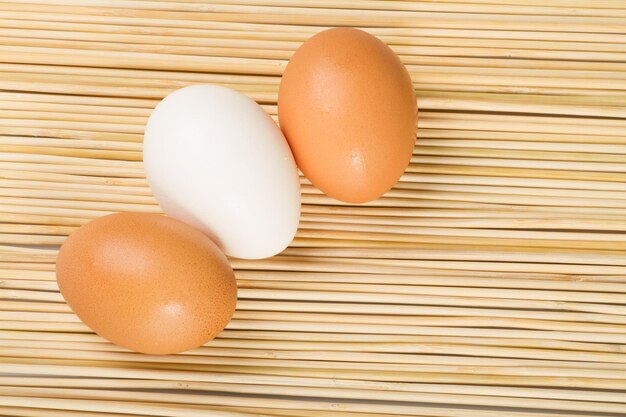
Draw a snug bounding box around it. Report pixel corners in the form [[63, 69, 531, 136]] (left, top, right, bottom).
[[2, 1, 626, 416]]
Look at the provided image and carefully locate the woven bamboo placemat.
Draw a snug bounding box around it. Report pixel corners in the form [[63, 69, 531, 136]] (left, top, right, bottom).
[[1, 1, 626, 416]]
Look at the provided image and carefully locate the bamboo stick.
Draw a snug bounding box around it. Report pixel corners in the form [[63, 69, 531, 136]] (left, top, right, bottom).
[[0, 145, 141, 161], [226, 319, 626, 344], [4, 314, 626, 345], [4, 331, 626, 372], [417, 129, 626, 145], [300, 205, 626, 220], [4, 23, 624, 74], [237, 274, 626, 302], [427, 111, 626, 128], [0, 109, 148, 126], [2, 3, 626, 34], [2, 194, 625, 226], [0, 406, 143, 417], [4, 255, 625, 281], [2, 327, 624, 354], [0, 126, 143, 143], [0, 394, 258, 417], [8, 195, 626, 223], [414, 138, 626, 156], [0, 179, 150, 196], [400, 0, 626, 8], [13, 176, 626, 208], [419, 98, 626, 119], [217, 329, 626, 354], [0, 21, 620, 53], [0, 262, 55, 270], [0, 234, 65, 245], [8, 226, 626, 265], [8, 165, 626, 198], [2, 376, 625, 409], [0, 136, 143, 151], [298, 222, 626, 245], [3, 229, 624, 272], [10, 0, 626, 17], [0, 72, 278, 96], [0, 117, 145, 134], [4, 61, 626, 99], [415, 146, 626, 164], [8, 206, 626, 236], [408, 164, 626, 184], [401, 173, 626, 190], [5, 294, 626, 330], [3, 335, 626, 383], [5, 358, 621, 389], [0, 91, 157, 108], [417, 119, 626, 138], [5, 264, 626, 291], [4, 347, 626, 381], [0, 168, 147, 186], [5, 356, 626, 391], [0, 44, 286, 75], [2, 87, 625, 121], [0, 388, 606, 417], [7, 262, 626, 303], [5, 50, 626, 86], [232, 270, 626, 292], [8, 228, 626, 270], [5, 26, 626, 58], [7, 178, 626, 217], [6, 28, 626, 64], [0, 67, 279, 89], [3, 328, 626, 365], [7, 281, 626, 319], [0, 161, 143, 177], [0, 187, 153, 204], [1, 0, 621, 16], [0, 52, 625, 98], [0, 404, 397, 417], [9, 178, 626, 213], [2, 78, 624, 125], [0, 378, 624, 416], [308, 212, 626, 231], [6, 99, 626, 140]]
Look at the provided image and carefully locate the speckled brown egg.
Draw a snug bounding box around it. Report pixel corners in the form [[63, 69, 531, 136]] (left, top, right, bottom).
[[56, 212, 237, 355], [278, 27, 417, 204]]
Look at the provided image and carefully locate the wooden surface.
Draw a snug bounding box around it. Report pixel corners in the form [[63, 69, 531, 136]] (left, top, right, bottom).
[[2, 1, 626, 416]]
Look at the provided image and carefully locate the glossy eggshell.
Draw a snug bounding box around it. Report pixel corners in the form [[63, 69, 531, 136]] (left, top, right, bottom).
[[278, 27, 417, 203], [143, 85, 301, 260], [56, 212, 237, 355]]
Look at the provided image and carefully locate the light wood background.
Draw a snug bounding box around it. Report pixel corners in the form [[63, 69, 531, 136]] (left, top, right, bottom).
[[1, 1, 626, 416]]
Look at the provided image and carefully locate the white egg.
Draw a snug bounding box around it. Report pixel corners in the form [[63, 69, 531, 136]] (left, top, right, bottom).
[[143, 85, 300, 259]]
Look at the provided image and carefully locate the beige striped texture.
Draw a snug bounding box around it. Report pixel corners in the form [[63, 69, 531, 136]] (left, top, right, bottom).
[[1, 1, 626, 416]]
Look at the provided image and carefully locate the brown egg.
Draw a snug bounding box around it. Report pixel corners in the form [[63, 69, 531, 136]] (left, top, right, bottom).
[[278, 27, 417, 203], [56, 212, 237, 355]]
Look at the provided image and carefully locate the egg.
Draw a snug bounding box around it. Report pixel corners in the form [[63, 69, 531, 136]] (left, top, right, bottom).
[[144, 85, 300, 260], [56, 212, 237, 355], [278, 28, 417, 204]]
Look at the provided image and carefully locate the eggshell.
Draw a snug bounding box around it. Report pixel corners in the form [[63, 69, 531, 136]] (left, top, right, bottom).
[[278, 28, 417, 204], [56, 212, 237, 355], [144, 85, 301, 259]]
